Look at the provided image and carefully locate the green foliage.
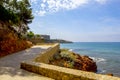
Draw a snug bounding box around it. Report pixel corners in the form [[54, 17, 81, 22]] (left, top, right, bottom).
[[0, 0, 34, 36], [0, 0, 4, 5], [60, 50, 77, 61], [66, 61, 74, 68], [35, 34, 41, 37], [0, 5, 19, 24], [27, 31, 34, 38], [16, 0, 34, 24], [60, 49, 69, 52]]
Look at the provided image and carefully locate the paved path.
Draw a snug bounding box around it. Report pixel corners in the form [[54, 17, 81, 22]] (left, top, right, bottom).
[[0, 46, 54, 80]]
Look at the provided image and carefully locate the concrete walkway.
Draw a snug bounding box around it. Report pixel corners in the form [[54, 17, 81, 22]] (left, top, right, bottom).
[[0, 46, 54, 80]]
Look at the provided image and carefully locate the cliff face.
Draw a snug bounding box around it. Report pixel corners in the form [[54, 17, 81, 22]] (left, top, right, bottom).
[[49, 49, 97, 72], [0, 22, 32, 58]]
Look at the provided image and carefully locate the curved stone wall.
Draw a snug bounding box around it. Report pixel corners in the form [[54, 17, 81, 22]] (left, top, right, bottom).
[[21, 43, 120, 80], [34, 43, 60, 63]]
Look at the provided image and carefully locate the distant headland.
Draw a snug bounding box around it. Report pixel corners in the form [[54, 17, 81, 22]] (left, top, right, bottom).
[[26, 32, 73, 44], [49, 39, 73, 43]]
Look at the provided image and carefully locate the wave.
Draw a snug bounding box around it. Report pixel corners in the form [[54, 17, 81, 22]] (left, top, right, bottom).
[[97, 69, 106, 73], [91, 57, 107, 74], [69, 49, 73, 51], [90, 57, 106, 63], [69, 49, 107, 63]]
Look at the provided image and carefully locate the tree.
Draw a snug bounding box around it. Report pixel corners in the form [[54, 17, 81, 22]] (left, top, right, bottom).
[[35, 34, 41, 37], [12, 0, 34, 35], [0, 5, 19, 23], [27, 31, 34, 38], [15, 0, 34, 34], [0, 0, 34, 37]]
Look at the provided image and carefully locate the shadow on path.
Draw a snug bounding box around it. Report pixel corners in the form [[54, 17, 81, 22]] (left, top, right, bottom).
[[0, 47, 53, 80]]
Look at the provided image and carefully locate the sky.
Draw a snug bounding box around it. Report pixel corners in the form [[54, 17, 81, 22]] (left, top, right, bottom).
[[29, 0, 120, 42]]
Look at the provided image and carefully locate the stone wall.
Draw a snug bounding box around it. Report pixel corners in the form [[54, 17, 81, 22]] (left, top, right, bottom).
[[34, 43, 60, 63], [21, 61, 120, 80], [20, 43, 120, 80]]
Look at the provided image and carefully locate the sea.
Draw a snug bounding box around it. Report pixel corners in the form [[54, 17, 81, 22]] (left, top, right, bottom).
[[60, 42, 120, 77]]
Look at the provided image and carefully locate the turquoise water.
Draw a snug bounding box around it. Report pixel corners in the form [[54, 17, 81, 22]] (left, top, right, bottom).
[[60, 42, 120, 77]]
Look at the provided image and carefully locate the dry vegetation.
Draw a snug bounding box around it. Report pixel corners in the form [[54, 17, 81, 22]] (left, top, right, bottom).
[[0, 29, 32, 58]]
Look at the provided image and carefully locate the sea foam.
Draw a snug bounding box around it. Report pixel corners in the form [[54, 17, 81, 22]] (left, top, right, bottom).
[[90, 57, 106, 63]]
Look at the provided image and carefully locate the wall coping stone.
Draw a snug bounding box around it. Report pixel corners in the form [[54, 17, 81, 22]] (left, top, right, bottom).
[[21, 61, 120, 80]]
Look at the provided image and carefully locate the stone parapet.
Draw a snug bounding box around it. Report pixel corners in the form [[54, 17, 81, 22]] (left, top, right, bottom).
[[35, 43, 60, 63], [21, 61, 120, 80], [21, 43, 120, 80]]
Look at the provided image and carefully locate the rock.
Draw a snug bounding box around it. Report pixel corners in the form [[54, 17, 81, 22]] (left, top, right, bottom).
[[106, 73, 113, 76], [49, 50, 97, 73], [0, 29, 32, 57], [74, 55, 97, 72]]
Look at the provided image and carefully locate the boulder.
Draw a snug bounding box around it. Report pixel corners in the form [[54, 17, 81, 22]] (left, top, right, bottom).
[[74, 55, 97, 72]]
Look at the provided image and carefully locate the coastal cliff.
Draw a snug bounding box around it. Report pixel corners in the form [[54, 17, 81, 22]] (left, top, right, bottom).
[[0, 28, 32, 57]]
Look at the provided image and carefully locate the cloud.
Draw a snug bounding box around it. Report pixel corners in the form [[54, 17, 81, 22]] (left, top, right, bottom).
[[40, 0, 90, 13], [95, 0, 107, 4], [31, 0, 108, 16], [38, 11, 46, 16]]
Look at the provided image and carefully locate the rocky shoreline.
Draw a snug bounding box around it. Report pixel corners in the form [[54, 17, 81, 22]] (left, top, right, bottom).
[[49, 49, 97, 72]]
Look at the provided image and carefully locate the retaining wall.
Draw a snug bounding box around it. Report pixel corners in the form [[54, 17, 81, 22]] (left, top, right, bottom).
[[34, 43, 60, 63], [21, 43, 120, 80]]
